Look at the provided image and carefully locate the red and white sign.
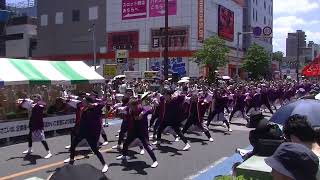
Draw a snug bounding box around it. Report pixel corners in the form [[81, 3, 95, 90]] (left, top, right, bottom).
[[107, 31, 139, 51], [149, 0, 177, 17], [122, 0, 147, 20], [198, 0, 204, 42]]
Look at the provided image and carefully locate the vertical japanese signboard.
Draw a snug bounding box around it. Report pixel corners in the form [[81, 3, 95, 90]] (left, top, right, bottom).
[[122, 0, 147, 20], [198, 0, 204, 42], [149, 0, 177, 17]]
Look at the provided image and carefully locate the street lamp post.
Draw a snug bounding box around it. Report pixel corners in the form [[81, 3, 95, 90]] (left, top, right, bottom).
[[163, 0, 169, 80], [296, 34, 300, 83], [89, 24, 97, 71], [236, 32, 253, 79]]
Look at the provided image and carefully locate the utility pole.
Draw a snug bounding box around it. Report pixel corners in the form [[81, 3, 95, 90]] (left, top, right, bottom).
[[163, 0, 169, 80], [89, 24, 97, 70], [296, 34, 300, 83], [236, 32, 253, 79]]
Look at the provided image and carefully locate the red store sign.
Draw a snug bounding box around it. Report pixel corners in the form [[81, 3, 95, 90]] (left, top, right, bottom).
[[107, 31, 139, 52]]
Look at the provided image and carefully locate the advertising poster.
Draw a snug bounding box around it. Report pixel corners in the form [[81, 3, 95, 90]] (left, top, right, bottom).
[[198, 0, 204, 42], [151, 27, 188, 49], [107, 31, 139, 51], [150, 57, 186, 77], [103, 64, 117, 78], [149, 0, 177, 17], [122, 0, 147, 20], [218, 5, 235, 42]]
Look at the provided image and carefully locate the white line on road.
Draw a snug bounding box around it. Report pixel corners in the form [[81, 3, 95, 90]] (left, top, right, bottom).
[[184, 157, 228, 180]]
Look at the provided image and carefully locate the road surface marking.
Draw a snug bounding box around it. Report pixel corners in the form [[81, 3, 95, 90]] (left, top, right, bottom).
[[184, 157, 228, 180], [190, 146, 252, 180], [0, 147, 114, 180]]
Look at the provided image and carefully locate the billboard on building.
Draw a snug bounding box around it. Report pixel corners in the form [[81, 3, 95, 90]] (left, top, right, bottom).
[[198, 0, 204, 42], [149, 0, 177, 17], [107, 31, 139, 51], [218, 5, 234, 42], [122, 0, 147, 20], [151, 27, 188, 49], [150, 57, 186, 77]]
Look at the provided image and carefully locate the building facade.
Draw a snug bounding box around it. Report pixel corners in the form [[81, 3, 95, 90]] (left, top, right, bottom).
[[5, 16, 37, 58], [0, 0, 6, 56], [105, 0, 244, 78], [33, 0, 106, 66], [286, 30, 306, 57], [243, 0, 273, 53]]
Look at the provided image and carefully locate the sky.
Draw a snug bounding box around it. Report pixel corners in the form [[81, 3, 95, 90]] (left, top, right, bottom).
[[273, 0, 320, 54], [6, 0, 320, 55]]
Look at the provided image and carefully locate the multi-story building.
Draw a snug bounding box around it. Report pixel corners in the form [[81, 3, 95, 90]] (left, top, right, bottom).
[[0, 0, 6, 56], [33, 0, 107, 66], [5, 16, 37, 58], [105, 0, 244, 78], [286, 30, 306, 57], [243, 0, 273, 53], [33, 0, 247, 78]]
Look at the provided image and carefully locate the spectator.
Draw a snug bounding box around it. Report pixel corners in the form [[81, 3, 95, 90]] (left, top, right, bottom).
[[283, 114, 320, 156], [265, 142, 319, 180]]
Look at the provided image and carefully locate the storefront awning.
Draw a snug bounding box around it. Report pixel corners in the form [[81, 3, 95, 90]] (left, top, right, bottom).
[[0, 58, 105, 86]]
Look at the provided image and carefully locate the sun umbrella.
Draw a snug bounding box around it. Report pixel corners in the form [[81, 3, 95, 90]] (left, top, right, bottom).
[[270, 99, 320, 128], [181, 77, 190, 80], [49, 164, 108, 180], [222, 76, 231, 80], [113, 75, 126, 80], [315, 93, 320, 100], [178, 79, 189, 83]]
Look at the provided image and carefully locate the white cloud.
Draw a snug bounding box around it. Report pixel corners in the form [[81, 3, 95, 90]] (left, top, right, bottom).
[[274, 0, 320, 14], [273, 15, 320, 54], [274, 16, 306, 27], [305, 31, 320, 43]]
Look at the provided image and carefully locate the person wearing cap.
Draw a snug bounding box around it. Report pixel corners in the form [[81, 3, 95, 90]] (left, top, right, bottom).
[[20, 94, 52, 159], [283, 114, 320, 179], [153, 89, 191, 151], [265, 142, 319, 180], [64, 95, 109, 173], [116, 99, 158, 168]]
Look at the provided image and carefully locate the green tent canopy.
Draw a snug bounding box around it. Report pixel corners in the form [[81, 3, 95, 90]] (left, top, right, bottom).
[[0, 58, 105, 86]]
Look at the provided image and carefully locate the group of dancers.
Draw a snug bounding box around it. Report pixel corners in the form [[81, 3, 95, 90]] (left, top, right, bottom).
[[17, 79, 319, 173]]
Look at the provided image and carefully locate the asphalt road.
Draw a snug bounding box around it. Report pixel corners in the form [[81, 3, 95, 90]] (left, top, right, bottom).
[[0, 116, 253, 180]]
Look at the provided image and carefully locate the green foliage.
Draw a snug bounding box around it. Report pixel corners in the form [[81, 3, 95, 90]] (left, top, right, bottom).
[[193, 35, 230, 84], [273, 51, 284, 62], [242, 43, 270, 80]]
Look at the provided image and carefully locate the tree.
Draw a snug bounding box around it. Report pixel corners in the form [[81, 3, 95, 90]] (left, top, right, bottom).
[[193, 35, 230, 84], [242, 43, 270, 80], [273, 51, 284, 78]]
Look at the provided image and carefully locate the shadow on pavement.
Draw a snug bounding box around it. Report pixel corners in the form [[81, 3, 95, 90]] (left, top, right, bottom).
[[186, 137, 208, 145], [6, 154, 43, 166], [156, 145, 182, 156], [109, 160, 150, 175]]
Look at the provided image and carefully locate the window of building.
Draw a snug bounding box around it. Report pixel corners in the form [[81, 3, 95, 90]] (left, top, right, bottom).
[[72, 9, 80, 22], [253, 8, 255, 20], [89, 6, 98, 20], [40, 14, 48, 26], [264, 1, 266, 9], [55, 12, 63, 24]]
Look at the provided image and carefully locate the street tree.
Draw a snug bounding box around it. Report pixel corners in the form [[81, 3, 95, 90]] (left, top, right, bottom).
[[273, 51, 284, 78], [242, 43, 270, 80], [193, 35, 230, 84]]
